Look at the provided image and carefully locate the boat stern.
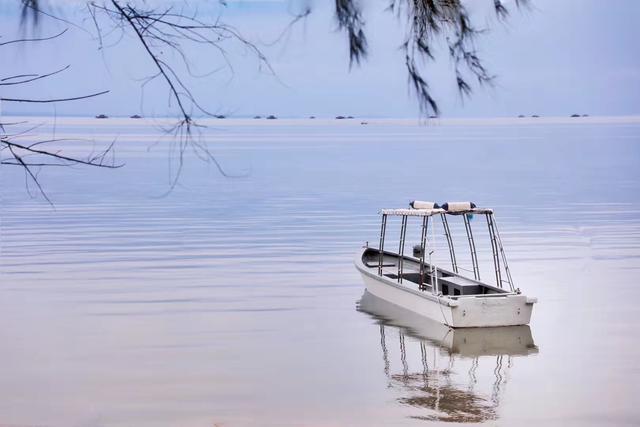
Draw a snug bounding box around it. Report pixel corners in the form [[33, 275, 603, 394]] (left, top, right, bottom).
[[450, 294, 535, 328]]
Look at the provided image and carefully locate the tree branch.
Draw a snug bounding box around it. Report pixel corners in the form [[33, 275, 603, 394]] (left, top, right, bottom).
[[1, 90, 109, 103]]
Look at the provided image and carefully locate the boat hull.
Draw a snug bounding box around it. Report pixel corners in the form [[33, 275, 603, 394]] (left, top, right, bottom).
[[355, 250, 534, 328], [357, 291, 538, 356]]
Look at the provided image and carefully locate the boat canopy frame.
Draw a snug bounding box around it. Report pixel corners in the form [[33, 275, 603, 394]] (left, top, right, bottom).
[[377, 202, 515, 294]]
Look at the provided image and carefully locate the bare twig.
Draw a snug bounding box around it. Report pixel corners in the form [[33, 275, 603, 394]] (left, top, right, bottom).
[[0, 65, 70, 85], [0, 28, 67, 46], [1, 90, 109, 103]]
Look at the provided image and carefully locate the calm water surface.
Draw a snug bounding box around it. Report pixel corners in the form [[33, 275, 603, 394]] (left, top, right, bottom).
[[1, 118, 639, 426]]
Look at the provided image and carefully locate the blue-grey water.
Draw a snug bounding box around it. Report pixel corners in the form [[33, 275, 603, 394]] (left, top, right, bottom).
[[1, 117, 639, 426]]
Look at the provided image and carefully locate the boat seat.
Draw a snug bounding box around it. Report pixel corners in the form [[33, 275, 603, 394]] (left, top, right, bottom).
[[439, 275, 482, 296], [364, 261, 396, 268]]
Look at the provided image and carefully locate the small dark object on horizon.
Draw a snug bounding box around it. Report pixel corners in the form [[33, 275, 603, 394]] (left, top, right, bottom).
[[130, 114, 142, 119], [335, 116, 346, 119], [95, 114, 108, 119], [253, 115, 262, 119], [518, 114, 525, 118], [347, 116, 354, 119], [582, 114, 589, 117], [361, 121, 368, 125], [570, 114, 581, 118], [531, 115, 539, 118], [266, 115, 277, 120], [215, 114, 226, 119], [309, 116, 316, 119], [429, 115, 438, 119]]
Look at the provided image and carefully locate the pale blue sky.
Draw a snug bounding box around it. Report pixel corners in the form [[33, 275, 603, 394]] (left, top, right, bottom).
[[1, 0, 639, 118]]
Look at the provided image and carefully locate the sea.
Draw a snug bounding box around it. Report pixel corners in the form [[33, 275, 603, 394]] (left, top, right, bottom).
[[1, 116, 639, 426]]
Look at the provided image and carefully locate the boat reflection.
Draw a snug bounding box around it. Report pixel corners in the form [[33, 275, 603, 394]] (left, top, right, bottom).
[[357, 291, 538, 423]]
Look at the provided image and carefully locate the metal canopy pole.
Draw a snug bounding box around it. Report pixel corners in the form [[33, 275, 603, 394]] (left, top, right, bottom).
[[378, 214, 388, 276], [440, 214, 458, 273], [397, 215, 408, 283], [486, 213, 503, 288], [463, 213, 480, 280], [492, 216, 515, 291], [419, 216, 428, 290], [429, 216, 439, 295]]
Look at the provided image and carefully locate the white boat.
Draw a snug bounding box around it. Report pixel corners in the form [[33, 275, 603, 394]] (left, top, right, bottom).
[[355, 201, 537, 328]]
